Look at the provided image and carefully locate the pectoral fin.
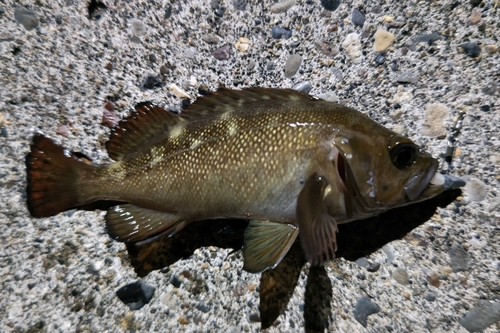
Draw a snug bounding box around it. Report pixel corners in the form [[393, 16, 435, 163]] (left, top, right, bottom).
[[106, 204, 185, 243], [243, 220, 299, 274], [296, 173, 338, 265]]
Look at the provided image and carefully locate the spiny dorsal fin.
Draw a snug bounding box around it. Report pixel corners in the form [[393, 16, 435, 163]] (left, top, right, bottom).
[[106, 102, 184, 161], [106, 88, 317, 160], [183, 87, 318, 119]]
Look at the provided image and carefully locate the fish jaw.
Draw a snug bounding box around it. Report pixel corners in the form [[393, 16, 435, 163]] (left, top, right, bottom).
[[404, 158, 440, 201]]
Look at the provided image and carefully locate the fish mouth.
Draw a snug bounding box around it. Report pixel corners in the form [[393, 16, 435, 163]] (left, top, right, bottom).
[[404, 160, 440, 201]]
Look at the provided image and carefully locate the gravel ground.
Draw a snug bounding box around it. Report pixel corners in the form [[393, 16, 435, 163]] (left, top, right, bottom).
[[1, 0, 499, 332]]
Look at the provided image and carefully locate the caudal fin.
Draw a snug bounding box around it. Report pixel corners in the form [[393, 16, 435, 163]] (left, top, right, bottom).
[[26, 134, 93, 217]]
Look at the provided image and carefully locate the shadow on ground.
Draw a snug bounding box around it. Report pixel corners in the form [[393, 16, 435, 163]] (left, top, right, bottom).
[[123, 189, 460, 332]]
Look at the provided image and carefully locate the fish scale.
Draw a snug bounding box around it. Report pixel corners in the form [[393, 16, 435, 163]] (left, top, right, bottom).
[[26, 87, 448, 273]]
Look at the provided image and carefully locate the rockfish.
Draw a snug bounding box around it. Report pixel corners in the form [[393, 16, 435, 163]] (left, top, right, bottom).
[[26, 88, 459, 273]]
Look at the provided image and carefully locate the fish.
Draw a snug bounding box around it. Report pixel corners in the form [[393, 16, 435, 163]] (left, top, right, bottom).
[[25, 87, 462, 273]]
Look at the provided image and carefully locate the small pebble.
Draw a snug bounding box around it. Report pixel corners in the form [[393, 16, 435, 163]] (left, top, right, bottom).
[[248, 312, 261, 322], [352, 9, 365, 27], [140, 75, 163, 90], [14, 6, 39, 31], [374, 54, 386, 65], [353, 296, 380, 327], [460, 42, 481, 58], [484, 45, 498, 55], [373, 29, 395, 52], [232, 0, 247, 11], [213, 45, 231, 60], [402, 291, 411, 299], [178, 316, 189, 325], [271, 0, 296, 14], [164, 4, 172, 19], [284, 54, 302, 78], [235, 37, 249, 53], [392, 268, 409, 285], [395, 71, 418, 84], [316, 91, 338, 102], [469, 11, 481, 25], [170, 274, 181, 288], [459, 300, 500, 332], [424, 293, 436, 302], [381, 15, 394, 23], [54, 14, 63, 25], [266, 61, 277, 71], [170, 84, 190, 99], [422, 103, 449, 137], [184, 47, 197, 59], [413, 33, 441, 44], [428, 271, 441, 288], [449, 244, 470, 272], [116, 281, 156, 311], [463, 178, 487, 202], [202, 33, 219, 44], [130, 19, 147, 37], [291, 81, 312, 94], [342, 33, 363, 64], [271, 26, 292, 39], [320, 0, 340, 11], [481, 81, 497, 96]]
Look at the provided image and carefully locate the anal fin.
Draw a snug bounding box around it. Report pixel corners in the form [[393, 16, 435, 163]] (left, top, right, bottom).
[[106, 204, 185, 243], [243, 220, 299, 274]]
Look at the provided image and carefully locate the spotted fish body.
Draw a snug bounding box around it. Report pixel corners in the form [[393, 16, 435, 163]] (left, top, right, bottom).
[[26, 88, 444, 272]]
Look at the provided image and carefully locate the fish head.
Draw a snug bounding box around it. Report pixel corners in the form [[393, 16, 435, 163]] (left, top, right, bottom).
[[334, 130, 443, 216]]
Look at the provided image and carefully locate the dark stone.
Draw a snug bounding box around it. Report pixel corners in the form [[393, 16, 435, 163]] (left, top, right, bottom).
[[353, 296, 380, 327], [352, 8, 366, 27], [140, 75, 163, 90], [460, 42, 481, 57], [424, 293, 436, 302], [148, 54, 157, 62], [54, 14, 63, 25], [371, 5, 383, 14], [271, 26, 292, 39], [470, 0, 482, 8], [212, 45, 231, 60], [170, 274, 181, 288], [449, 244, 470, 272], [248, 312, 261, 322], [14, 7, 39, 31], [232, 0, 247, 11], [480, 105, 491, 112], [320, 0, 340, 11], [214, 7, 225, 17], [164, 4, 172, 19], [413, 33, 441, 44], [195, 302, 211, 313], [116, 281, 156, 311], [459, 300, 500, 332], [374, 54, 386, 65], [481, 82, 497, 96], [266, 61, 277, 71], [87, 0, 107, 20]]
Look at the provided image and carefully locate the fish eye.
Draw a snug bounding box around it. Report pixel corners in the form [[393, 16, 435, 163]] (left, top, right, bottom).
[[390, 143, 417, 169]]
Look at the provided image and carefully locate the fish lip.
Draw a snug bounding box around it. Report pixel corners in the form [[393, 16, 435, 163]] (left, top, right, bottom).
[[404, 159, 440, 201]]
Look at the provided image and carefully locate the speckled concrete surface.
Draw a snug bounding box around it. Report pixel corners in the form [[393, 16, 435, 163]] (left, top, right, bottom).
[[1, 0, 499, 332]]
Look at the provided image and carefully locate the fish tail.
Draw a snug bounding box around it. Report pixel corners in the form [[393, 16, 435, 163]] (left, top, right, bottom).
[[26, 133, 93, 217]]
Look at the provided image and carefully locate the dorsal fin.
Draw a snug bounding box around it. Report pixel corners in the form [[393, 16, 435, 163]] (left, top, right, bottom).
[[106, 88, 317, 160], [106, 102, 183, 161], [183, 87, 316, 118]]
